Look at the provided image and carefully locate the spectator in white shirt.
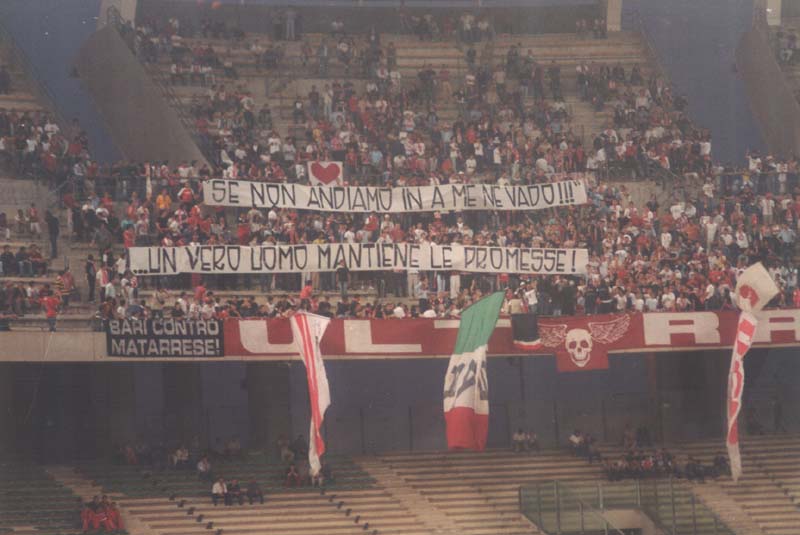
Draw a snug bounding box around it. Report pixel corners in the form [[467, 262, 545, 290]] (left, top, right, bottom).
[[212, 478, 229, 506]]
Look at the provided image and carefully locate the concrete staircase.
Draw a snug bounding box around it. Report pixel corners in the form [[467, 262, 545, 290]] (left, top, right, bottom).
[[651, 436, 800, 535], [50, 464, 210, 535], [0, 35, 48, 113], [690, 482, 766, 535], [566, 96, 612, 146], [46, 465, 154, 535], [46, 465, 108, 500], [118, 495, 223, 535], [0, 177, 57, 218], [358, 459, 467, 535], [717, 472, 800, 535], [367, 449, 600, 535]]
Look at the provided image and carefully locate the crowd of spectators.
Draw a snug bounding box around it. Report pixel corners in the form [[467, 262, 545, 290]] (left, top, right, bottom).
[[80, 495, 124, 533], [0, 108, 91, 186], [84, 151, 800, 323], [114, 434, 333, 509], [602, 448, 729, 483], [2, 14, 800, 328], [511, 428, 540, 453], [567, 426, 731, 483]]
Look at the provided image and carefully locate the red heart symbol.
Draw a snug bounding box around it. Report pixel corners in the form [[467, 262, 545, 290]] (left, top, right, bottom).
[[738, 284, 759, 309], [310, 162, 341, 184]]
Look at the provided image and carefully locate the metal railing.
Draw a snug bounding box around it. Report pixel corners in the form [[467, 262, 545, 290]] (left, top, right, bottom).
[[520, 478, 735, 535]]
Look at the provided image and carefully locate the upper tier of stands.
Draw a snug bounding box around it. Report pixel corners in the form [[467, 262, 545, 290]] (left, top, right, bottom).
[[772, 17, 800, 101], [4, 14, 799, 334], [140, 29, 656, 151], [0, 36, 47, 114]]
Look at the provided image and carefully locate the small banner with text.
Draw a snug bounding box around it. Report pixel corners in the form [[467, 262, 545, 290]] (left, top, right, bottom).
[[106, 319, 224, 358]]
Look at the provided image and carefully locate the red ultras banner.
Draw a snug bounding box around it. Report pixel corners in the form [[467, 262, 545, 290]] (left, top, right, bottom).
[[223, 310, 800, 370]]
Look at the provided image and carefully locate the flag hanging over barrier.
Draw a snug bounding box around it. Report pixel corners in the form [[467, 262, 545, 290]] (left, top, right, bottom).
[[290, 312, 332, 475], [443, 292, 505, 450], [726, 311, 757, 483], [511, 313, 542, 351], [735, 262, 778, 313], [726, 262, 779, 482]]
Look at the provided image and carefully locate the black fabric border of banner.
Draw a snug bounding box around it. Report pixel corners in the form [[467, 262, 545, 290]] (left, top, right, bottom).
[[105, 319, 224, 358]]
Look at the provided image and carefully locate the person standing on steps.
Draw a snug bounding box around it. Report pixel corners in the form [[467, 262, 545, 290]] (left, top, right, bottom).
[[45, 210, 60, 259], [773, 395, 786, 433], [28, 203, 41, 238], [85, 255, 97, 303], [336, 260, 349, 299], [40, 291, 61, 332]]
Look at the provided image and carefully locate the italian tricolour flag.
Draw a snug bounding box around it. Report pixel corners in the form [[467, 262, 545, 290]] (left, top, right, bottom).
[[443, 291, 505, 450]]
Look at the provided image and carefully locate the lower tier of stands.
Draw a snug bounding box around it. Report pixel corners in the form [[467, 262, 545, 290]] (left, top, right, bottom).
[[7, 434, 799, 535], [0, 463, 83, 535]]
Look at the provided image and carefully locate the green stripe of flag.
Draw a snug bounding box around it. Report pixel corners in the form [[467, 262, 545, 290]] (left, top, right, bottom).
[[453, 291, 506, 355]]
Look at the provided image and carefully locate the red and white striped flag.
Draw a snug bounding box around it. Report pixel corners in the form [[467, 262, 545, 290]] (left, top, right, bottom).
[[726, 311, 757, 483], [290, 312, 331, 475], [727, 263, 779, 482]]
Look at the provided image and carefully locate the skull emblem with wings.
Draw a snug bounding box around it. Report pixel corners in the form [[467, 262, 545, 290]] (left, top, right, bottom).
[[539, 315, 632, 369]]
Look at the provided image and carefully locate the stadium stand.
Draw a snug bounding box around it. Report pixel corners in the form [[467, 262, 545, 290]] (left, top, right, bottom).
[[0, 36, 46, 114], [592, 434, 800, 535], [139, 30, 657, 149], [772, 17, 800, 100], [1, 10, 798, 335], [714, 434, 800, 535], [365, 449, 601, 535], [3, 4, 800, 535], [353, 435, 800, 535], [72, 456, 429, 535], [0, 463, 84, 535], [30, 436, 800, 535]]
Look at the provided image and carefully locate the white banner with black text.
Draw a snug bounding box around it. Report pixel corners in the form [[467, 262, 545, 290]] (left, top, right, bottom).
[[129, 243, 588, 276], [203, 179, 588, 212]]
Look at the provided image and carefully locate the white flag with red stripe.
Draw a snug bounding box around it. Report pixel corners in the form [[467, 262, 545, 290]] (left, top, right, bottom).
[[735, 262, 779, 313], [726, 311, 757, 483], [727, 263, 779, 482], [291, 312, 331, 476]]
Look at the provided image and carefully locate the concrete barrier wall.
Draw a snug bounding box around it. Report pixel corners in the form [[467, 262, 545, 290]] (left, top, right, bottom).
[[3, 331, 799, 459], [736, 21, 800, 157], [75, 26, 208, 165]]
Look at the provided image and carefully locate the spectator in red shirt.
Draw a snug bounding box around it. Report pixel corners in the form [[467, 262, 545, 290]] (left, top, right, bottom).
[[299, 279, 313, 302], [40, 292, 61, 332], [122, 225, 136, 249], [194, 280, 207, 303], [178, 183, 195, 206]]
